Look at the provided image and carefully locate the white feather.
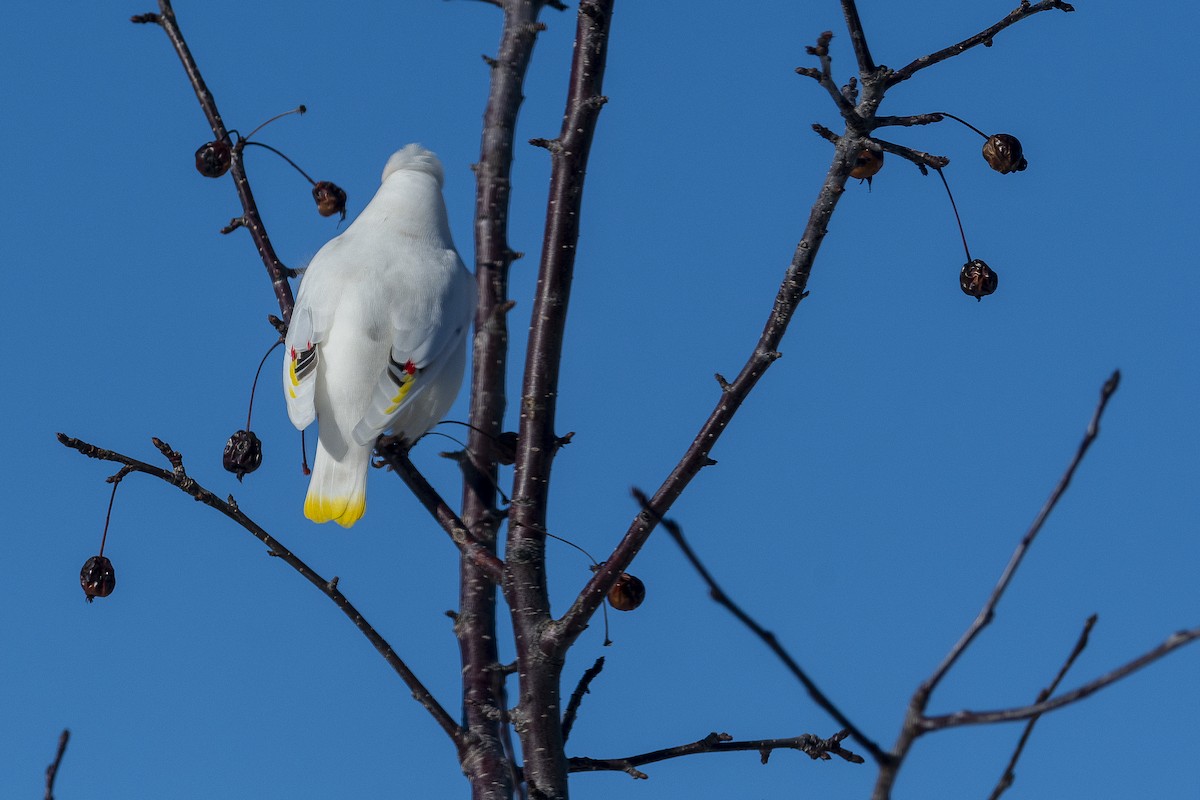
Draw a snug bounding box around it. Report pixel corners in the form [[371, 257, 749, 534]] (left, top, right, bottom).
[[283, 144, 474, 527]]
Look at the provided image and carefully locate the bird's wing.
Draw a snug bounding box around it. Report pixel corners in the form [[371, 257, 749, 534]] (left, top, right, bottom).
[[351, 251, 474, 446], [283, 263, 339, 431]]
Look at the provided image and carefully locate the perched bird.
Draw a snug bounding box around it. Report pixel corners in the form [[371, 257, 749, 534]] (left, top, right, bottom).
[[283, 145, 475, 527]]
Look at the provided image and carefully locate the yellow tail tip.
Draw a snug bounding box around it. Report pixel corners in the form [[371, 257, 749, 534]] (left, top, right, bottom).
[[304, 492, 366, 528]]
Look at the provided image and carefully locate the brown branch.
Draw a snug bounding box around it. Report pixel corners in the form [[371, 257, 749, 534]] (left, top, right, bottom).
[[813, 124, 949, 174], [56, 433, 464, 749], [795, 31, 855, 117], [44, 729, 69, 800], [873, 113, 945, 128], [923, 625, 1200, 731], [502, 3, 615, 797], [133, 1, 295, 323], [988, 615, 1097, 800], [885, 1, 1075, 89], [375, 438, 505, 583], [651, 501, 886, 764], [460, 3, 561, 798], [840, 0, 877, 75], [568, 730, 863, 779], [561, 656, 605, 743]]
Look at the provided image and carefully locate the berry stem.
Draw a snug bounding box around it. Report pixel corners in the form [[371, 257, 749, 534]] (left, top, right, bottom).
[[242, 141, 317, 186], [98, 480, 119, 558], [241, 105, 307, 142], [936, 111, 990, 140], [935, 167, 972, 262], [246, 339, 284, 431]]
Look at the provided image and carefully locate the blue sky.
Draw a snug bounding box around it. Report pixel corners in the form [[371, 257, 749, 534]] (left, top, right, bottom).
[[5, 1, 1197, 798]]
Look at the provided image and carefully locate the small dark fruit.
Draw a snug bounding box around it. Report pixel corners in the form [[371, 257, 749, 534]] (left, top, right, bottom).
[[607, 573, 646, 612], [982, 134, 1027, 174], [223, 429, 263, 481], [960, 259, 999, 301], [81, 555, 116, 603]]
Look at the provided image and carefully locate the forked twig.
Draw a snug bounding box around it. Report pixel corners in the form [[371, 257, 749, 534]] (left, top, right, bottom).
[[920, 371, 1120, 702]]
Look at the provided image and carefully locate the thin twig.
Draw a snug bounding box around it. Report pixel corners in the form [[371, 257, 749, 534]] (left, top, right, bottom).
[[920, 371, 1120, 703], [57, 433, 464, 748], [988, 615, 1097, 800], [376, 438, 505, 583], [840, 0, 877, 75], [872, 371, 1121, 800], [44, 729, 69, 800], [796, 31, 855, 117], [886, 1, 1075, 89], [651, 500, 886, 764], [568, 730, 863, 779], [562, 656, 606, 743], [922, 624, 1200, 731], [133, 1, 296, 323]]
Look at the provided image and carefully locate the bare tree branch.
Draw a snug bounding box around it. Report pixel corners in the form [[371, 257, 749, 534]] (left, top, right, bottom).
[[568, 730, 863, 779], [44, 729, 69, 800], [57, 433, 464, 749], [651, 500, 886, 764], [988, 615, 1097, 800], [375, 438, 505, 583], [922, 625, 1200, 731], [795, 31, 855, 116], [840, 0, 877, 75], [556, 121, 863, 657], [885, 1, 1075, 89], [460, 2, 562, 797], [502, 3, 615, 797], [561, 656, 605, 743], [132, 1, 296, 324], [871, 371, 1121, 800], [920, 371, 1120, 704]]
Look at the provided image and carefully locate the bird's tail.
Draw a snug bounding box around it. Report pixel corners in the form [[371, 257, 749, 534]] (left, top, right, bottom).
[[304, 436, 370, 528]]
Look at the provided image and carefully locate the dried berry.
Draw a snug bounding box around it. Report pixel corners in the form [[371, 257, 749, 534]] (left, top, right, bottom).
[[850, 148, 884, 181], [960, 259, 999, 301], [982, 133, 1027, 174], [81, 555, 116, 603], [195, 139, 232, 178], [223, 429, 263, 481], [495, 432, 518, 466], [313, 181, 347, 220], [607, 573, 646, 612]]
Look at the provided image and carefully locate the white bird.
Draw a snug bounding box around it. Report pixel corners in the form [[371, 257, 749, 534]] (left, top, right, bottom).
[[283, 144, 475, 527]]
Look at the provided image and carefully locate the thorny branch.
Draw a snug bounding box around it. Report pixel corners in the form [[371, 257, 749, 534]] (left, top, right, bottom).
[[57, 433, 464, 750], [567, 730, 863, 780], [132, 1, 296, 324]]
